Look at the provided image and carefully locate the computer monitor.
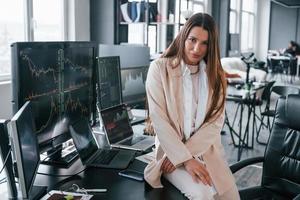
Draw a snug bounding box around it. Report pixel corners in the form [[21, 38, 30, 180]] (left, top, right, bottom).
[[0, 120, 17, 199], [121, 66, 149, 108], [11, 42, 97, 157], [97, 56, 123, 110], [98, 44, 150, 69], [10, 101, 46, 199]]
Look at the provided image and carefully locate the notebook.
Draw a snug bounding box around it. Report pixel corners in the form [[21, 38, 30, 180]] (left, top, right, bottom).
[[69, 118, 136, 169], [100, 104, 155, 152]]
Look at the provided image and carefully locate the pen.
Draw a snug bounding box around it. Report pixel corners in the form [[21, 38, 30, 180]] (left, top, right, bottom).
[[78, 188, 107, 193]]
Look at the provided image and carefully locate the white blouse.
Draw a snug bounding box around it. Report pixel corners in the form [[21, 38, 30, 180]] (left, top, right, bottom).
[[181, 60, 208, 140]]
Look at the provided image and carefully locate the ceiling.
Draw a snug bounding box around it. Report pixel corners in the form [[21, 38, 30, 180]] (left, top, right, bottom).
[[273, 0, 300, 7]]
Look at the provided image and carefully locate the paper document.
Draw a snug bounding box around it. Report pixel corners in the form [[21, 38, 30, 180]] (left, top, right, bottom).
[[41, 190, 93, 200], [135, 151, 155, 164]]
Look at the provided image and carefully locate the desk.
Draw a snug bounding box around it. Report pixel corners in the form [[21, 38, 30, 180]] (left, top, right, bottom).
[[35, 158, 186, 200], [35, 124, 186, 200], [268, 55, 290, 61], [225, 84, 264, 161]]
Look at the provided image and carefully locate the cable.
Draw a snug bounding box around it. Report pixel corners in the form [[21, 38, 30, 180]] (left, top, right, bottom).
[[0, 179, 7, 185], [37, 167, 86, 177], [0, 147, 12, 174]]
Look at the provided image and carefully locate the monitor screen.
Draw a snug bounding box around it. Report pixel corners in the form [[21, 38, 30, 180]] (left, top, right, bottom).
[[100, 104, 132, 144], [97, 56, 122, 110], [10, 101, 39, 199], [11, 42, 97, 152], [121, 66, 148, 107], [69, 118, 98, 162]]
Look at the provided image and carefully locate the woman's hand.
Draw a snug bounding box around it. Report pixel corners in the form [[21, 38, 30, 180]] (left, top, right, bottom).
[[184, 159, 212, 186], [161, 157, 176, 174]]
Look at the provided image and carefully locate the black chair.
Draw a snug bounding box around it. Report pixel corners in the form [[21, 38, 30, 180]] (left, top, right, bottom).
[[255, 81, 276, 130], [230, 94, 300, 200], [288, 57, 298, 83], [257, 85, 300, 144]]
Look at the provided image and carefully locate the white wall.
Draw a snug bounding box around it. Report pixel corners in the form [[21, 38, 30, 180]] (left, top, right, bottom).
[[0, 81, 12, 119], [255, 0, 271, 61]]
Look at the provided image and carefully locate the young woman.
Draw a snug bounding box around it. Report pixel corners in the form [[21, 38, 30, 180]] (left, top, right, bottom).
[[144, 13, 240, 200]]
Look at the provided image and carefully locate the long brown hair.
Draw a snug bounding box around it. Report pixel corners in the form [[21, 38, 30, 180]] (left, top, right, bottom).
[[163, 13, 227, 124]]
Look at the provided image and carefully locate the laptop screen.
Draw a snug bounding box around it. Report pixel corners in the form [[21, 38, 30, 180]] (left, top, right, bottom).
[[69, 119, 98, 162], [100, 104, 133, 144]]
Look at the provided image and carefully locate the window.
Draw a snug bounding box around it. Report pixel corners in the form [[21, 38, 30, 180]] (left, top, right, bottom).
[[32, 0, 64, 41], [0, 0, 25, 79], [229, 0, 239, 34], [0, 0, 64, 80], [241, 0, 255, 51], [229, 0, 256, 52]]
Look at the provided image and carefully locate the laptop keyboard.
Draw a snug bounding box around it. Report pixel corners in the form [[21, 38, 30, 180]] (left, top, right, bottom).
[[93, 149, 119, 165]]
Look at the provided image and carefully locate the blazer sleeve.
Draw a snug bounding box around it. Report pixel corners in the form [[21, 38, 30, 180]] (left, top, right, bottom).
[[185, 109, 225, 156], [146, 60, 193, 167]]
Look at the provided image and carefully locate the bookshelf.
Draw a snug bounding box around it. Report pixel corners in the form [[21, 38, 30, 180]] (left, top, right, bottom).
[[115, 0, 187, 54]]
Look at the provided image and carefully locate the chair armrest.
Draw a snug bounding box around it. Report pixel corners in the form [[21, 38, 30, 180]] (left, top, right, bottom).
[[293, 194, 300, 200], [230, 156, 264, 173]]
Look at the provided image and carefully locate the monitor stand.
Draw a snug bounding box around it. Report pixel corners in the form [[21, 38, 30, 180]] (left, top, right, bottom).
[[29, 185, 47, 200], [41, 144, 78, 168]]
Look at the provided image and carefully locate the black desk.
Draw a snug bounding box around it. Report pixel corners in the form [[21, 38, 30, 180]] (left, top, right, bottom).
[[34, 124, 186, 200], [35, 158, 186, 200]]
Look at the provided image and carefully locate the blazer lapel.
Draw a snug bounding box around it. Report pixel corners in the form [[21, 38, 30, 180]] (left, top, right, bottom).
[[167, 58, 184, 139]]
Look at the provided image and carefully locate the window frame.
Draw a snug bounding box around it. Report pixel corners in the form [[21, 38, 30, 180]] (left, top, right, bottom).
[[229, 0, 257, 53], [0, 0, 66, 81]]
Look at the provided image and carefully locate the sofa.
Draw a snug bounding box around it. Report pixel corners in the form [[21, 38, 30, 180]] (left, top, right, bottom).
[[221, 57, 267, 82]]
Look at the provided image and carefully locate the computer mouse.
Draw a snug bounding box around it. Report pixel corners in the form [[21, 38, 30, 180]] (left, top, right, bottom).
[[235, 84, 242, 90]]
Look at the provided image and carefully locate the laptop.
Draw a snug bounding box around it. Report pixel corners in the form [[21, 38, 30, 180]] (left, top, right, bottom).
[[100, 104, 155, 152], [69, 118, 136, 169]]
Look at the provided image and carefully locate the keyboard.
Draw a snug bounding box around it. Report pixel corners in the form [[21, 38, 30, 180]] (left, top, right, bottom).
[[42, 150, 78, 168], [93, 149, 119, 165], [61, 150, 78, 164]]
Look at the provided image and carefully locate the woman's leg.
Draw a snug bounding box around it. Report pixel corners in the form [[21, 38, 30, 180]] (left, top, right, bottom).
[[164, 166, 216, 200]]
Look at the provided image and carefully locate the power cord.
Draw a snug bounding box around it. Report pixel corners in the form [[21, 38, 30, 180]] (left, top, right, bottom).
[[0, 178, 7, 185], [0, 146, 12, 174]]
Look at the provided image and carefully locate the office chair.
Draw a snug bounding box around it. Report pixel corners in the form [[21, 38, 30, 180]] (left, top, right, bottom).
[[288, 56, 298, 83], [230, 94, 300, 200], [257, 85, 300, 144]]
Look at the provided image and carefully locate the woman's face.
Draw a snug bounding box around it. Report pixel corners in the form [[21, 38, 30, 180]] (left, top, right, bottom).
[[184, 26, 208, 65]]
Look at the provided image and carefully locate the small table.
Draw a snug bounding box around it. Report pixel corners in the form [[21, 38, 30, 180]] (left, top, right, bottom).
[[225, 84, 265, 161]]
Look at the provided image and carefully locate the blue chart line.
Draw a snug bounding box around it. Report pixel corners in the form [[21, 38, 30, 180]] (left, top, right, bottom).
[[21, 54, 58, 82]]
